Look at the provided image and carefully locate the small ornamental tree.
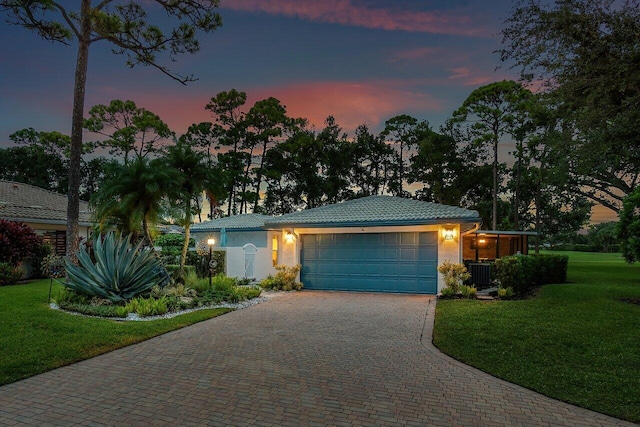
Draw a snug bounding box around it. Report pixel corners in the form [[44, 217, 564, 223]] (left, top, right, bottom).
[[437, 260, 471, 293], [0, 220, 43, 266]]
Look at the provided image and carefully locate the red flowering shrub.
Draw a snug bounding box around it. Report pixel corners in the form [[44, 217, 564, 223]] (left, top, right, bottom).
[[0, 220, 43, 266]]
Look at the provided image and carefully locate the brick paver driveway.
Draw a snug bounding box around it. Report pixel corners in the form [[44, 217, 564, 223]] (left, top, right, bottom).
[[0, 292, 635, 426]]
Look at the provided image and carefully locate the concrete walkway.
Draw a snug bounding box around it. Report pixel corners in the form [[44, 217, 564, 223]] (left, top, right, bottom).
[[0, 292, 635, 426]]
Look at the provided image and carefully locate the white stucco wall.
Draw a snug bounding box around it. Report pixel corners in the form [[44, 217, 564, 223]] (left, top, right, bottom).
[[193, 230, 281, 282], [436, 224, 462, 293]]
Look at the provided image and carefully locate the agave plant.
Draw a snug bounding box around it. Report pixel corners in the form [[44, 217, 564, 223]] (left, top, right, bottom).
[[65, 232, 170, 303]]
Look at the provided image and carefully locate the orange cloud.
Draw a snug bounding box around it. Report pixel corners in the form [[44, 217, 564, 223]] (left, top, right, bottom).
[[223, 0, 491, 37], [250, 81, 443, 131]]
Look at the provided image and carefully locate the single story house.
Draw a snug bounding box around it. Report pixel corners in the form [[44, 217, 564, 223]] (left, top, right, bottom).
[[0, 180, 93, 255], [192, 195, 482, 294]]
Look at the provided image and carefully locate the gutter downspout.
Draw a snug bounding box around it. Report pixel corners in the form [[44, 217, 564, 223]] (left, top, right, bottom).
[[460, 222, 482, 262]]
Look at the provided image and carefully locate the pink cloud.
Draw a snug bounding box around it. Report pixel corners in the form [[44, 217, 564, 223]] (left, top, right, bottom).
[[446, 67, 505, 87], [460, 75, 495, 87], [250, 81, 443, 131], [389, 47, 438, 63], [448, 67, 471, 79], [223, 0, 491, 37]]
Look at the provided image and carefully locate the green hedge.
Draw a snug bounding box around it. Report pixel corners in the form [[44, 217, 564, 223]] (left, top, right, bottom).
[[494, 254, 568, 296], [155, 234, 195, 249]]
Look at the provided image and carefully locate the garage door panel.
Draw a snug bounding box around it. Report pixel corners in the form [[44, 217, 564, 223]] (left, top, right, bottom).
[[401, 233, 418, 245], [398, 262, 418, 276], [384, 248, 400, 260], [383, 233, 399, 245], [301, 232, 438, 294], [401, 247, 418, 260], [419, 232, 437, 245], [361, 247, 383, 259]]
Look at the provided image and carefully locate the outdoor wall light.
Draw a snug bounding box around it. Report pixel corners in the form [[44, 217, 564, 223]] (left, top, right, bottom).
[[442, 227, 456, 241], [285, 231, 295, 243]]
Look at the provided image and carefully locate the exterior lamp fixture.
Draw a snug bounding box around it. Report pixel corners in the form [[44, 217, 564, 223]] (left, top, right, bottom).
[[285, 230, 295, 243], [207, 238, 215, 287], [443, 227, 456, 241]]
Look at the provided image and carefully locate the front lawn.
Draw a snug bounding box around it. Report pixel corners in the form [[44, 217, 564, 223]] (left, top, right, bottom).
[[0, 279, 232, 386], [434, 251, 640, 423]]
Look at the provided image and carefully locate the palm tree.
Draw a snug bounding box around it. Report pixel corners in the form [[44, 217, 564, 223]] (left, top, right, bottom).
[[91, 158, 178, 246], [165, 136, 219, 278]]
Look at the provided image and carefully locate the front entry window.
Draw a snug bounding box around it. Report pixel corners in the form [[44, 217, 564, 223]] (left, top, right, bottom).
[[272, 235, 279, 267]]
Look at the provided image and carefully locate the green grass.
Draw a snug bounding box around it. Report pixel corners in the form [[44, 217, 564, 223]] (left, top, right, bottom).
[[434, 251, 640, 422], [0, 279, 232, 386]]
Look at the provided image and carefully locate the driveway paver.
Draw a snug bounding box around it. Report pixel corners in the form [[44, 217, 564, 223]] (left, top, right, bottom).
[[0, 291, 635, 426]]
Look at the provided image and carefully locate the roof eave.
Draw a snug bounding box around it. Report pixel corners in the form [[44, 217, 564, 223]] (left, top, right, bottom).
[[475, 230, 539, 236], [265, 217, 482, 229], [1, 216, 94, 227], [190, 226, 266, 233]]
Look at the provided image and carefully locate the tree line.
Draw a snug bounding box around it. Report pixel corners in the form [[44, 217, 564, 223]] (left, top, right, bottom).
[[0, 82, 600, 249]]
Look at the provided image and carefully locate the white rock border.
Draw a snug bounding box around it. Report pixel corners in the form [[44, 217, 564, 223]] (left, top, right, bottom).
[[50, 290, 288, 321]]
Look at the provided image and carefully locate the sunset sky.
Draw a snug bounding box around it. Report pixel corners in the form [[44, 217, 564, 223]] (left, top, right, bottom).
[[0, 0, 516, 142], [0, 0, 615, 222]]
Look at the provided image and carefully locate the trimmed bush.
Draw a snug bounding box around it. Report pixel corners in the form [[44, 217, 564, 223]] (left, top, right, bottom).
[[438, 261, 471, 293], [439, 287, 457, 298], [0, 262, 24, 286], [494, 254, 568, 296], [535, 254, 569, 284], [497, 287, 514, 299], [156, 234, 194, 248], [460, 285, 477, 299], [260, 265, 303, 291], [0, 220, 43, 266]]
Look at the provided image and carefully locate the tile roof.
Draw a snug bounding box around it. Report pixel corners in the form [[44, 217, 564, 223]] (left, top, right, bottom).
[[191, 213, 271, 232], [265, 195, 481, 228], [0, 180, 92, 225]]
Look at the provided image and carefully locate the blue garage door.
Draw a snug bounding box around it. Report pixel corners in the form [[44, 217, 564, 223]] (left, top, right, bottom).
[[301, 232, 438, 294]]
